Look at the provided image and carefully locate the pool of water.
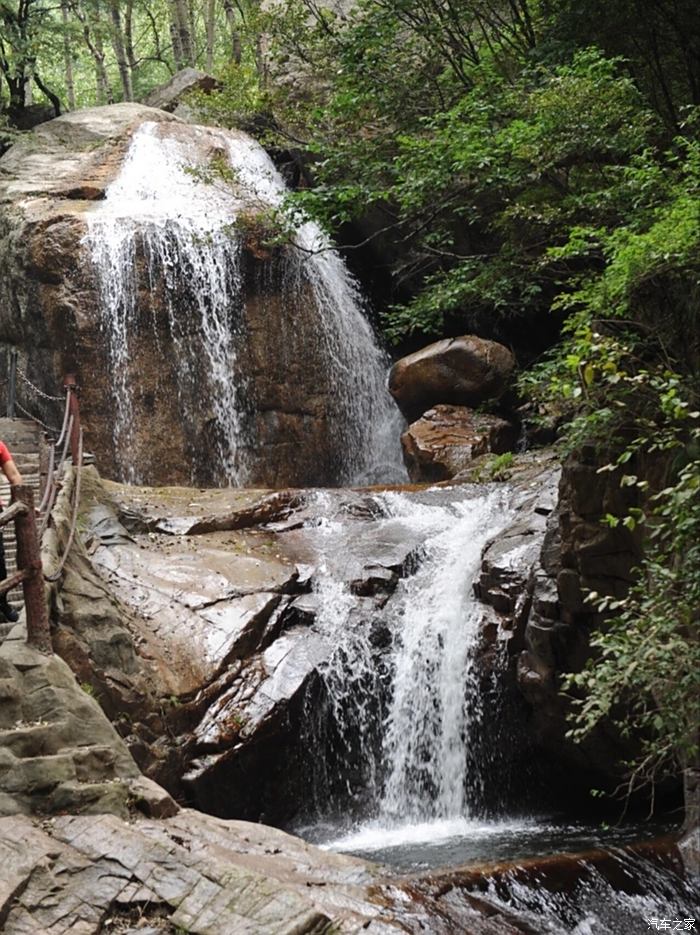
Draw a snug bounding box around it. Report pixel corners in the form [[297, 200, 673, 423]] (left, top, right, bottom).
[[299, 815, 677, 873]]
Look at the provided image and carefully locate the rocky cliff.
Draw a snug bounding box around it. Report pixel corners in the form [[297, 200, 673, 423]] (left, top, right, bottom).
[[0, 104, 400, 488]]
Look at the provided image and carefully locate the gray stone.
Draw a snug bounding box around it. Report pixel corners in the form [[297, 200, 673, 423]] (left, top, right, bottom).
[[142, 67, 220, 113]]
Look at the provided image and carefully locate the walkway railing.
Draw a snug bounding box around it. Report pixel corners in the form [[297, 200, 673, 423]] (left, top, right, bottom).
[[0, 353, 85, 654]]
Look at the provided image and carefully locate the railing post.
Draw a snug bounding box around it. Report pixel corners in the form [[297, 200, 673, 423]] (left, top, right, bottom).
[[12, 484, 51, 653], [7, 348, 17, 419], [39, 432, 50, 502], [63, 374, 81, 465]]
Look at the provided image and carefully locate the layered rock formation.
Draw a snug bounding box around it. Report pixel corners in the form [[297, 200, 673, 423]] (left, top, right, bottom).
[[401, 404, 518, 482], [470, 448, 649, 799]]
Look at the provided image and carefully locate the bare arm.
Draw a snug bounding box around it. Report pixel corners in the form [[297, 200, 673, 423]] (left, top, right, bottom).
[[2, 459, 23, 486]]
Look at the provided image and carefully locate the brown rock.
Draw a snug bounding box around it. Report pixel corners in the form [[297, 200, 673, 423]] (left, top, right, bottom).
[[389, 335, 516, 420], [401, 404, 518, 481]]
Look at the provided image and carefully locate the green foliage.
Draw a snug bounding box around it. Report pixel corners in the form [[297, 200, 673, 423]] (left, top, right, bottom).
[[476, 451, 515, 482], [566, 445, 700, 793], [226, 2, 663, 347]]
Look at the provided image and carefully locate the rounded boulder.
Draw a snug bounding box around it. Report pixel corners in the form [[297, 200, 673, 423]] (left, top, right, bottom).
[[389, 336, 515, 421]]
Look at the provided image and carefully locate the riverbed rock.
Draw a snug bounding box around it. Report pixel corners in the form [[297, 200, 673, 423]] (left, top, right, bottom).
[[6, 806, 671, 933], [401, 404, 518, 481], [389, 335, 516, 421], [0, 811, 383, 934]]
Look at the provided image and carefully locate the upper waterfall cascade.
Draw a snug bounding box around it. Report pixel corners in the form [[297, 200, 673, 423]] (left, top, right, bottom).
[[84, 120, 404, 486]]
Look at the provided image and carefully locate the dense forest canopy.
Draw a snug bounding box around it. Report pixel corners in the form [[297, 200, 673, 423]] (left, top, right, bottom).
[[1, 0, 699, 810]]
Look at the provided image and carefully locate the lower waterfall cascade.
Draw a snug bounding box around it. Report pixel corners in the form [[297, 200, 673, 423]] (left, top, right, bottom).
[[84, 119, 405, 487], [274, 484, 699, 933], [293, 485, 520, 837]]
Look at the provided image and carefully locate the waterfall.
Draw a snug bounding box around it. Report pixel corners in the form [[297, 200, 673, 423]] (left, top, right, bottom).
[[299, 485, 515, 839], [84, 120, 404, 486], [377, 488, 511, 822]]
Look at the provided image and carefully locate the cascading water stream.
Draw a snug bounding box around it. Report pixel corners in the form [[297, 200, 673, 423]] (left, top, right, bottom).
[[377, 488, 511, 824], [292, 488, 699, 935], [84, 120, 404, 486], [297, 485, 517, 846]]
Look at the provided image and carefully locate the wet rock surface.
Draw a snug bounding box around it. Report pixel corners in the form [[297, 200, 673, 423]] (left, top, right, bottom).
[[0, 104, 400, 488], [469, 447, 649, 798], [47, 447, 656, 828], [0, 807, 690, 934], [401, 404, 518, 481], [57, 471, 427, 818]]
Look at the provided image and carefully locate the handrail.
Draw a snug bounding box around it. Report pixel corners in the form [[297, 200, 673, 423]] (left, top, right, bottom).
[[43, 428, 83, 584], [55, 389, 72, 450], [0, 501, 28, 529], [0, 369, 85, 654], [39, 413, 73, 537], [11, 483, 50, 652], [0, 568, 28, 595], [37, 440, 56, 515]]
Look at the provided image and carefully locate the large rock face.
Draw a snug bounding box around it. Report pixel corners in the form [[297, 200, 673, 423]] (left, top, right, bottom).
[[0, 104, 400, 488], [471, 448, 649, 800], [389, 335, 516, 421], [63, 473, 424, 822]]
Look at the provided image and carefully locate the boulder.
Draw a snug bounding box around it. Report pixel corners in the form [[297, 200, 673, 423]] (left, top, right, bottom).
[[0, 635, 185, 820], [401, 404, 518, 481], [389, 335, 516, 421], [142, 67, 220, 114]]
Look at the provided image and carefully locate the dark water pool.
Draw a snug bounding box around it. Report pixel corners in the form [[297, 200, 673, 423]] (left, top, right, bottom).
[[299, 814, 678, 873]]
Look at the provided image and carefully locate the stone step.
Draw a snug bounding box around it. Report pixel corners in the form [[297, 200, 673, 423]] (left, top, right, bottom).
[[0, 722, 62, 757], [0, 427, 42, 436]]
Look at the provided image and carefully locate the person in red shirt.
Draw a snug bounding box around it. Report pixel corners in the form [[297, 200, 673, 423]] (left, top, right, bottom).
[[0, 441, 22, 623]]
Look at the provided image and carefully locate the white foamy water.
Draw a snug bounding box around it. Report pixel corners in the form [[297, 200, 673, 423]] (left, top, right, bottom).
[[377, 488, 512, 824], [323, 815, 535, 853], [301, 486, 514, 844], [85, 120, 404, 485]]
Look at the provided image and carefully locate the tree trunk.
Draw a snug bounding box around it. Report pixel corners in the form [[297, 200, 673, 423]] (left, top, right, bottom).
[[72, 0, 113, 104], [62, 2, 76, 109], [222, 0, 242, 65], [205, 0, 216, 71], [34, 73, 62, 116], [109, 1, 133, 100], [169, 0, 195, 68], [124, 0, 137, 75]]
